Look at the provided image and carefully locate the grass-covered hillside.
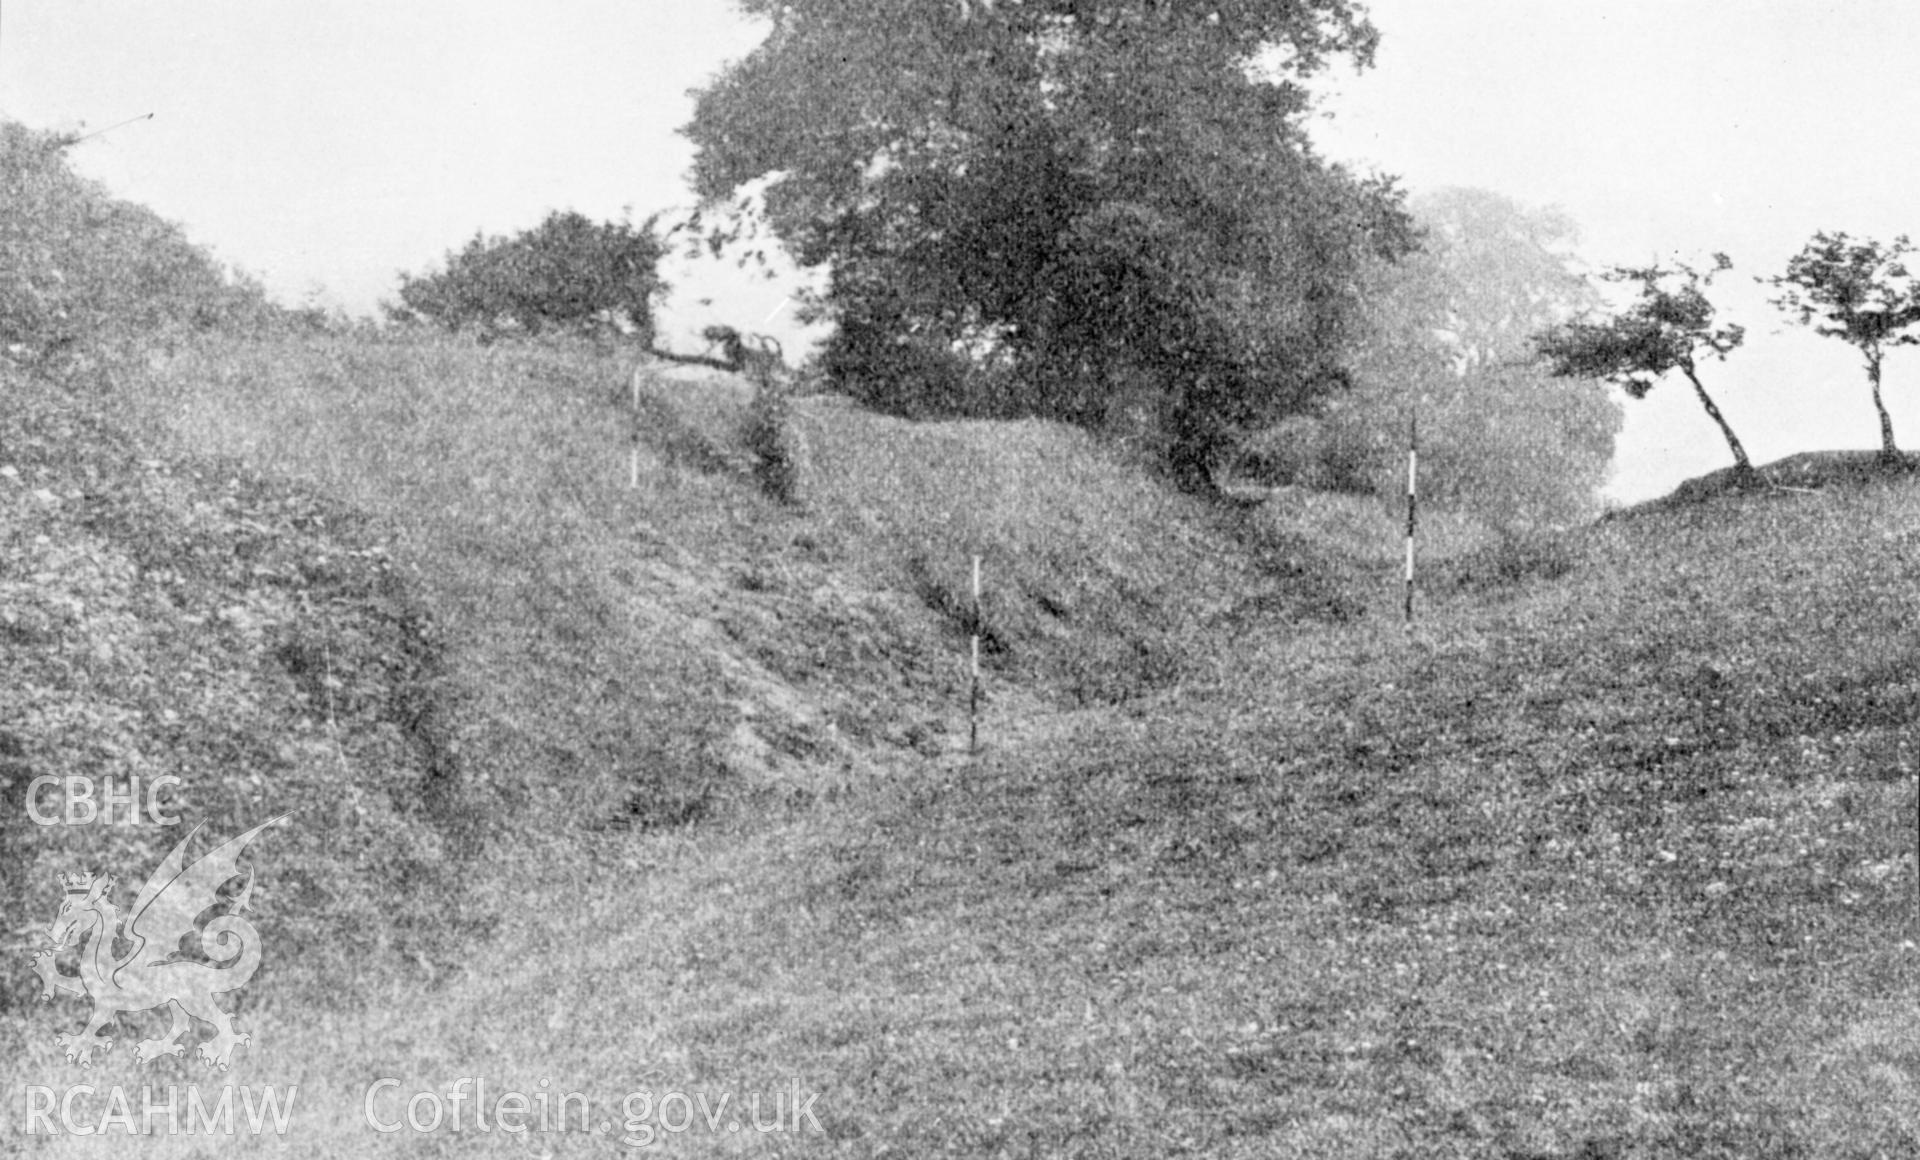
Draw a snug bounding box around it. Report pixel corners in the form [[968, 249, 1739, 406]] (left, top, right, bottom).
[[125, 333, 1362, 827], [0, 363, 473, 1008], [4, 326, 1917, 1159]]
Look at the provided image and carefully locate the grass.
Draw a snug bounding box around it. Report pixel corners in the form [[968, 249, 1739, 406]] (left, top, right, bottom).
[[0, 364, 471, 1008], [1621, 447, 1920, 514], [134, 334, 841, 826], [5, 329, 1917, 1158], [795, 404, 1363, 705]]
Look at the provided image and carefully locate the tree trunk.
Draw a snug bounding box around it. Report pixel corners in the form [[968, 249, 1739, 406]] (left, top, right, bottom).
[[1867, 350, 1900, 461], [1163, 379, 1222, 498], [646, 344, 737, 373], [1683, 365, 1755, 481]]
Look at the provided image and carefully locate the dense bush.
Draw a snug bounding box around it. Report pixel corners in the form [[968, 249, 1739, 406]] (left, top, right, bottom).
[[742, 378, 806, 504], [818, 316, 1017, 420], [390, 210, 666, 342]]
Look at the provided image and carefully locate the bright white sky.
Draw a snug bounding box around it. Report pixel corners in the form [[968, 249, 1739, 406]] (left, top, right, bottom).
[[4, 1, 1916, 501]]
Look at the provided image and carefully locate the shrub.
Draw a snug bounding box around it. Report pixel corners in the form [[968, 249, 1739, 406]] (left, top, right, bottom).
[[742, 379, 808, 505], [820, 318, 1017, 420], [391, 210, 666, 342]]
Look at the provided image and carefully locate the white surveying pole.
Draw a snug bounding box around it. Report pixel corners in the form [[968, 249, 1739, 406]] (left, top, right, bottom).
[[1404, 410, 1418, 627]]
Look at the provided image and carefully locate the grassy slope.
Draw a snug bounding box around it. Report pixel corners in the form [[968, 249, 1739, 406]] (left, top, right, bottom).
[[413, 479, 1913, 1160], [131, 336, 947, 827], [0, 366, 471, 1015], [124, 334, 1354, 823], [10, 333, 1918, 1158], [1620, 448, 1920, 515]]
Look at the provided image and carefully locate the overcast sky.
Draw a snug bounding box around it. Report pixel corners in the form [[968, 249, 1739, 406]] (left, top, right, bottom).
[[4, 1, 1915, 501]]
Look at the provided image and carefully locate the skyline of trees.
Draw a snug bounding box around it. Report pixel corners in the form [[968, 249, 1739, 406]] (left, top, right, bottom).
[[15, 58, 1920, 514]]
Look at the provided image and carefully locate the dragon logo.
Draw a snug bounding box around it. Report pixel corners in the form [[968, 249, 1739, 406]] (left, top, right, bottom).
[[28, 816, 286, 1071]]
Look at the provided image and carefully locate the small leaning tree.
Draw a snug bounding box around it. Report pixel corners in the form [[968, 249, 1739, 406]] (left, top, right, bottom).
[[1535, 254, 1755, 482], [1765, 231, 1920, 464]]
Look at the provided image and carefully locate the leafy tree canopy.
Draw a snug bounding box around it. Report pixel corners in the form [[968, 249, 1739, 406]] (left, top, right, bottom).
[[1766, 231, 1920, 459], [390, 210, 668, 343], [683, 0, 1414, 491], [1537, 255, 1754, 476]]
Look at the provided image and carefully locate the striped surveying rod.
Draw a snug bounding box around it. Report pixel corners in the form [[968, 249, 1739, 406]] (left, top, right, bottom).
[[1404, 410, 1418, 627], [969, 555, 983, 755]]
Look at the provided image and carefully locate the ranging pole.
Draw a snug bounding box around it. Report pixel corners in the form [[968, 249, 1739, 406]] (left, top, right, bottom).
[[1404, 410, 1418, 627], [630, 363, 643, 490], [969, 555, 982, 755]]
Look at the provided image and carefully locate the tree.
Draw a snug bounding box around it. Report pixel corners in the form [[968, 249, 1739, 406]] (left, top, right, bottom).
[[1317, 190, 1621, 529], [1535, 255, 1754, 480], [391, 211, 667, 342], [682, 0, 1414, 493], [1765, 231, 1920, 462]]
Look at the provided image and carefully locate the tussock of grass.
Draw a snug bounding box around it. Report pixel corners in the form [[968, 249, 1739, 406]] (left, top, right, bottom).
[[1441, 528, 1579, 593]]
